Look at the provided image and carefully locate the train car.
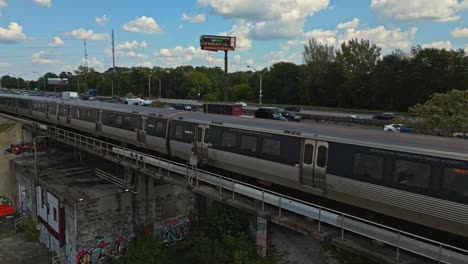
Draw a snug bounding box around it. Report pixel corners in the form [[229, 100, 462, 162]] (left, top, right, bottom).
[[0, 94, 467, 239]]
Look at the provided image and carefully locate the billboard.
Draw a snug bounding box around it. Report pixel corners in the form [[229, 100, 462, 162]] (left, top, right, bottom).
[[48, 78, 68, 86], [200, 35, 236, 51]]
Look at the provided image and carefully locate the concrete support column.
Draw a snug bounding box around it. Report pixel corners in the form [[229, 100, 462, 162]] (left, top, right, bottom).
[[256, 216, 268, 257]]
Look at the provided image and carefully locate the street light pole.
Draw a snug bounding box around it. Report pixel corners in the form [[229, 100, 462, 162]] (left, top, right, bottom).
[[148, 75, 151, 98], [247, 66, 266, 106]]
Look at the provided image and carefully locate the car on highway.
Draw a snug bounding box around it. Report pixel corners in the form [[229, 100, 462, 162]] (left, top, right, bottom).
[[281, 111, 301, 122], [384, 124, 412, 133], [235, 101, 247, 107], [347, 115, 362, 119], [255, 107, 287, 121], [284, 105, 302, 112], [164, 105, 176, 110], [172, 104, 192, 111], [373, 112, 395, 120]]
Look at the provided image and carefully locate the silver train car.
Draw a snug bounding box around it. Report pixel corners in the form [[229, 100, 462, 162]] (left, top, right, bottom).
[[0, 94, 467, 238]]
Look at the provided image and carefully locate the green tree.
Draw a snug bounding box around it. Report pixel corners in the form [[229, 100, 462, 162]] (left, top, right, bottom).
[[409, 90, 468, 135], [263, 62, 301, 104], [301, 38, 343, 106], [118, 229, 166, 264]]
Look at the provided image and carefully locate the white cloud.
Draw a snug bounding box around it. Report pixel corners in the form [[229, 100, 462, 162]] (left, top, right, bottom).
[[178, 24, 184, 30], [458, 0, 468, 10], [116, 40, 148, 50], [34, 0, 51, 8], [303, 29, 336, 45], [32, 51, 58, 64], [339, 26, 417, 50], [0, 62, 10, 68], [49, 37, 64, 47], [69, 28, 110, 40], [450, 27, 468, 38], [0, 0, 7, 17], [371, 0, 462, 22], [96, 15, 109, 26], [337, 18, 359, 30], [104, 48, 148, 60], [82, 57, 104, 71], [233, 54, 241, 62], [181, 12, 206, 23], [220, 20, 253, 50], [422, 41, 452, 50], [154, 45, 215, 67], [122, 16, 161, 34], [198, 0, 329, 39], [0, 22, 27, 43]]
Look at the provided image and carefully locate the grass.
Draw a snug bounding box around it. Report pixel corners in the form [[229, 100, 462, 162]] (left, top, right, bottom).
[[0, 122, 14, 133]]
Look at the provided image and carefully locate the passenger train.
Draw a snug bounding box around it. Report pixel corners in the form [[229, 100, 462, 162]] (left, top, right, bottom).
[[0, 94, 467, 239]]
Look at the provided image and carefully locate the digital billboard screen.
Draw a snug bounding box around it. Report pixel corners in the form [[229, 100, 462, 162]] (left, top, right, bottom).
[[200, 35, 236, 51], [48, 78, 68, 86]]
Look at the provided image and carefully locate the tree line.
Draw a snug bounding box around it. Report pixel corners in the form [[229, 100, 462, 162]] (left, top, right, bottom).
[[1, 38, 467, 112]]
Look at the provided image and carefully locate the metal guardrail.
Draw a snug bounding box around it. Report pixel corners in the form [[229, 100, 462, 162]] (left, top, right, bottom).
[[5, 115, 467, 264], [51, 255, 64, 264]]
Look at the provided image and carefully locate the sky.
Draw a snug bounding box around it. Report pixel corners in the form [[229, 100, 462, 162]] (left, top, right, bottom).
[[0, 0, 468, 80]]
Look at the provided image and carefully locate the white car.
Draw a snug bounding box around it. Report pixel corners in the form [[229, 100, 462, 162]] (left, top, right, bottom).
[[236, 101, 247, 107], [384, 124, 402, 132]]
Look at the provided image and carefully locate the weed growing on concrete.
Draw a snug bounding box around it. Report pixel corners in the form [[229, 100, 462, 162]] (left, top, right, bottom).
[[23, 217, 39, 241]]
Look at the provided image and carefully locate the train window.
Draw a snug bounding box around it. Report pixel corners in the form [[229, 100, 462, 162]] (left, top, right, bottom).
[[222, 132, 237, 148], [353, 153, 384, 180], [48, 103, 56, 114], [175, 125, 183, 139], [204, 128, 213, 144], [115, 115, 123, 126], [123, 116, 133, 127], [59, 106, 68, 117], [197, 128, 202, 142], [304, 144, 314, 165], [156, 122, 164, 136], [240, 135, 257, 153], [316, 146, 327, 168], [442, 168, 468, 197], [394, 160, 430, 188], [262, 138, 280, 156]]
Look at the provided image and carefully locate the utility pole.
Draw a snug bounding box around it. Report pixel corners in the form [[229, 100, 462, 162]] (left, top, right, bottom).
[[224, 50, 229, 102], [84, 39, 88, 92], [112, 29, 115, 73], [148, 75, 151, 98], [112, 29, 115, 96]]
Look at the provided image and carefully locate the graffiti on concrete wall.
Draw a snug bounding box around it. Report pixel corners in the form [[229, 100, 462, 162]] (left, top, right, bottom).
[[0, 195, 14, 217], [0, 195, 12, 206], [75, 217, 193, 263], [154, 217, 191, 246], [76, 234, 135, 264]]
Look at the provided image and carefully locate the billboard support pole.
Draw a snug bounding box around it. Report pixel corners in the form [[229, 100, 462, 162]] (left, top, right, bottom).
[[224, 50, 228, 102]]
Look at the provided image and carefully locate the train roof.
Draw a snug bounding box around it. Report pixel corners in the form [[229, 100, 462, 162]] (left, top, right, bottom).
[[2, 94, 467, 161]]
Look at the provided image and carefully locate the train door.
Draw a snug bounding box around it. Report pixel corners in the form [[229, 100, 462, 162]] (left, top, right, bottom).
[[301, 139, 328, 190], [195, 124, 209, 162], [137, 116, 147, 144], [96, 110, 102, 133]]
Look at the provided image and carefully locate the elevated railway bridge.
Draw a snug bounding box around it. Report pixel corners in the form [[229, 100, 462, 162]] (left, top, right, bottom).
[[1, 112, 467, 264]]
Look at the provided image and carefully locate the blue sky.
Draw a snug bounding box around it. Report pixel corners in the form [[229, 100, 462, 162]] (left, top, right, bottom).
[[1, 0, 468, 80]]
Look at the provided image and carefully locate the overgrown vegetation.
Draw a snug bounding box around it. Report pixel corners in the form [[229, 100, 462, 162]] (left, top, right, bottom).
[[0, 122, 14, 133], [117, 227, 165, 264], [119, 202, 291, 264], [322, 244, 379, 264], [23, 217, 39, 241], [409, 89, 468, 136]]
